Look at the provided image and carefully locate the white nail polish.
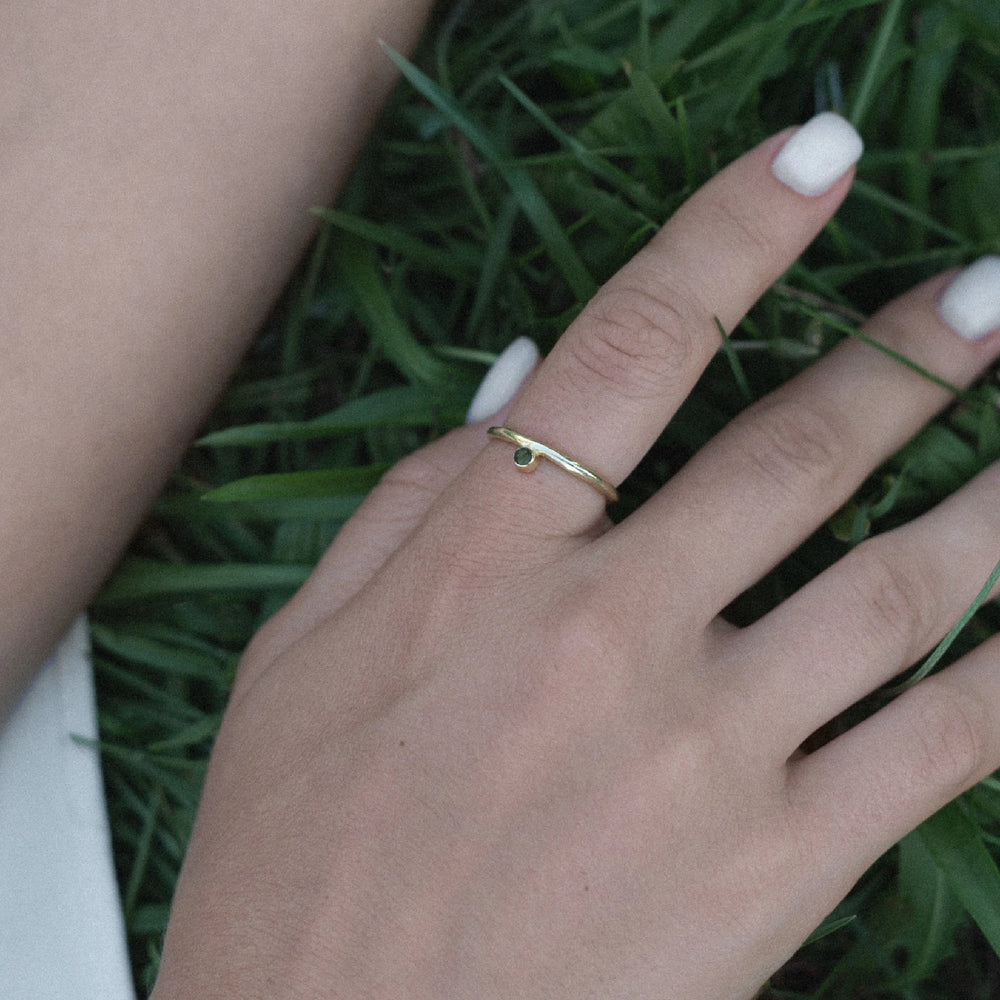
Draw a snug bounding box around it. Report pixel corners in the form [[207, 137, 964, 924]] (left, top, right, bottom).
[[466, 337, 540, 424], [771, 112, 864, 197], [938, 256, 1000, 341]]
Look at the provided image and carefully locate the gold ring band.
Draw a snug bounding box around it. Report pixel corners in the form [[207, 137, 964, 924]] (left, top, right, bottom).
[[487, 426, 619, 504]]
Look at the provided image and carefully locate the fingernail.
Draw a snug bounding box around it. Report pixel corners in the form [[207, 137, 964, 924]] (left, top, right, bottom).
[[771, 112, 864, 197], [466, 337, 539, 424], [938, 256, 1000, 342]]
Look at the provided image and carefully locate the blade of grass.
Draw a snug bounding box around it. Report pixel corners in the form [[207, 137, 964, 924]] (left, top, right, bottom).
[[199, 385, 469, 447], [497, 74, 661, 215], [647, 0, 726, 76], [465, 193, 519, 340], [628, 68, 680, 157], [148, 716, 225, 753], [335, 231, 451, 385], [91, 624, 232, 680], [157, 493, 366, 523], [381, 43, 598, 302], [901, 4, 964, 251], [814, 246, 972, 287], [895, 828, 966, 986], [314, 207, 479, 280], [895, 556, 1000, 689], [915, 800, 1000, 961], [805, 914, 858, 946], [715, 317, 753, 404], [202, 464, 389, 503], [851, 179, 970, 248], [95, 559, 312, 604], [683, 0, 883, 74], [789, 304, 968, 399], [119, 784, 163, 923], [848, 0, 905, 128]]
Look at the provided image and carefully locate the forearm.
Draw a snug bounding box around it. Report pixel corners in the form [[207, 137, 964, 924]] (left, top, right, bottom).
[[0, 0, 433, 714]]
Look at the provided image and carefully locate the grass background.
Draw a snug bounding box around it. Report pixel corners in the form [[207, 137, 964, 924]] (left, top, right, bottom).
[[89, 0, 1000, 995]]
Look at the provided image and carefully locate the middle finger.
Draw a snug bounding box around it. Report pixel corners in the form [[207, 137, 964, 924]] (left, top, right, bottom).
[[467, 119, 859, 536], [616, 268, 1000, 619]]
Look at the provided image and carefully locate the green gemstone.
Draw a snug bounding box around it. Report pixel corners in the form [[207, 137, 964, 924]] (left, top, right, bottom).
[[513, 446, 535, 468]]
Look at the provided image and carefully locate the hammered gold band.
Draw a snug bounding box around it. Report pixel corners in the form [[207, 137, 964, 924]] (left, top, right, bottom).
[[487, 426, 619, 504]]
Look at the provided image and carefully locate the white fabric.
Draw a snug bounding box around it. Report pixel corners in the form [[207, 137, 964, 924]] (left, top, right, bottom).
[[0, 617, 135, 1000]]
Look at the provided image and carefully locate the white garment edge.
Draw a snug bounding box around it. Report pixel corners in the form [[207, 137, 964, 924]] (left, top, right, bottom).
[[0, 616, 136, 1000]]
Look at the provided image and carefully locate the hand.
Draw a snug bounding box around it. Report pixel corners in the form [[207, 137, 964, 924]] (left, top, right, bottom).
[[152, 118, 1000, 999]]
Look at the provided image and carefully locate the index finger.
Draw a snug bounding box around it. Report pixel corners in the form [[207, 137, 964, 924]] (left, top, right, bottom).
[[479, 113, 863, 528]]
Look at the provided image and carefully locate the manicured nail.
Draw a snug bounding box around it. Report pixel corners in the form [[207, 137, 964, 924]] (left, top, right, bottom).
[[938, 256, 1000, 342], [771, 112, 864, 197], [466, 337, 539, 424]]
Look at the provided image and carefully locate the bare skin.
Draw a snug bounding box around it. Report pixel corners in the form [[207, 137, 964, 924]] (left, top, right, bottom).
[[0, 0, 432, 715], [150, 132, 1000, 999]]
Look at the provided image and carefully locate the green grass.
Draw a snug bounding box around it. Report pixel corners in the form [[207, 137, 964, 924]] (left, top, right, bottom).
[[90, 0, 1000, 995]]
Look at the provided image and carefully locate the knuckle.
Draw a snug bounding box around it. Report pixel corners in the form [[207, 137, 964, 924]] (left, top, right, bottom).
[[533, 574, 647, 703], [733, 396, 844, 500], [904, 678, 990, 794], [566, 283, 701, 400], [847, 542, 934, 649], [545, 583, 630, 668]]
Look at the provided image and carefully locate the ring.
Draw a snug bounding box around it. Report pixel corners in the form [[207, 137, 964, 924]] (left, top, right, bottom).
[[487, 426, 619, 504]]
